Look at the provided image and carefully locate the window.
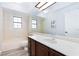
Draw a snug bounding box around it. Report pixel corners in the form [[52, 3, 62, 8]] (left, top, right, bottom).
[[13, 16, 22, 28], [32, 20, 37, 29]]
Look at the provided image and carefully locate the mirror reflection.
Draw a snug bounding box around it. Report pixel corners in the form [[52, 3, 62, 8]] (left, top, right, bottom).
[[31, 2, 79, 38]]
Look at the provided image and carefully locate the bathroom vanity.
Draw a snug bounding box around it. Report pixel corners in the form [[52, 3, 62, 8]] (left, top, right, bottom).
[[28, 33, 79, 56], [28, 33, 66, 56], [28, 37, 65, 56]]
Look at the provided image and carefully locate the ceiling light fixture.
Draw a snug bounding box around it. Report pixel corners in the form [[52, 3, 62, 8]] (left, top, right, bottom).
[[35, 2, 56, 11], [35, 2, 47, 8], [40, 2, 56, 11]]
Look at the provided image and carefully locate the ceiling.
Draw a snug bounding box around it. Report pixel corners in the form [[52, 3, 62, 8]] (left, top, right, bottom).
[[0, 2, 76, 16], [0, 2, 39, 15], [37, 2, 74, 16]]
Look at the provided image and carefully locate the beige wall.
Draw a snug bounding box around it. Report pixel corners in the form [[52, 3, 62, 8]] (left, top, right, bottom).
[[0, 8, 31, 51], [29, 16, 45, 33], [0, 8, 3, 49], [3, 8, 29, 41], [37, 17, 45, 33]]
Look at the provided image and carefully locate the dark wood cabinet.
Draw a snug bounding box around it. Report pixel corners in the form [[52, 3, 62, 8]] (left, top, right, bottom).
[[35, 41, 48, 56], [28, 37, 31, 55], [28, 37, 65, 56], [28, 37, 35, 56], [30, 39, 36, 56], [48, 48, 65, 56]]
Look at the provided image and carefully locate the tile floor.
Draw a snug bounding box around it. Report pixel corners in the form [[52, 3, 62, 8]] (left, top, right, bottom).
[[0, 47, 28, 56]]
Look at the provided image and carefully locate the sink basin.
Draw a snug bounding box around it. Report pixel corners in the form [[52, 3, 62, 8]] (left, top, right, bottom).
[[30, 34, 57, 44], [35, 35, 53, 40], [35, 35, 56, 43]]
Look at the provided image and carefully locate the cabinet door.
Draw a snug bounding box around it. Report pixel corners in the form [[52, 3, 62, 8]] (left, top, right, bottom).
[[28, 37, 31, 56], [48, 48, 65, 56], [30, 39, 36, 56], [35, 42, 48, 56], [28, 37, 36, 56]]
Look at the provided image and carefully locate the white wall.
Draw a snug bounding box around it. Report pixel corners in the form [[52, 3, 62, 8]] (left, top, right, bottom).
[[55, 12, 65, 35], [65, 9, 79, 36], [43, 12, 56, 34], [41, 11, 65, 35]]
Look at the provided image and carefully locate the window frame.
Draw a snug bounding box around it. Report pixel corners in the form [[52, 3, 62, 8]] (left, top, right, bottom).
[[32, 19, 37, 29], [13, 16, 22, 29]]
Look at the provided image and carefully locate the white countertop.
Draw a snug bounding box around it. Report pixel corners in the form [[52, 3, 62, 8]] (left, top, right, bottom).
[[29, 33, 79, 56]]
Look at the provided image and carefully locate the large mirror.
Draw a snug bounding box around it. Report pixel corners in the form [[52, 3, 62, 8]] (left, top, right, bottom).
[[31, 2, 79, 38]]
